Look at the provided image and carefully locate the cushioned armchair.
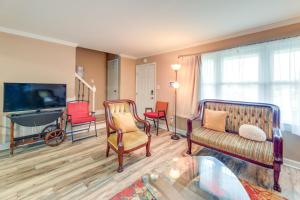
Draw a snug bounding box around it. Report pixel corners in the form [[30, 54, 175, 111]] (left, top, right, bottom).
[[103, 99, 151, 172], [187, 99, 283, 192]]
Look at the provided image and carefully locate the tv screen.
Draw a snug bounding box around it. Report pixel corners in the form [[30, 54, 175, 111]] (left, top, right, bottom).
[[3, 83, 66, 112]]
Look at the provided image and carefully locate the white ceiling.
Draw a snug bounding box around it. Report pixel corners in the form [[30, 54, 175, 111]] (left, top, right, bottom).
[[1, 0, 300, 58]]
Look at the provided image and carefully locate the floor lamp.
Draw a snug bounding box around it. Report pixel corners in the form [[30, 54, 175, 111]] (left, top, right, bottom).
[[170, 64, 181, 140]]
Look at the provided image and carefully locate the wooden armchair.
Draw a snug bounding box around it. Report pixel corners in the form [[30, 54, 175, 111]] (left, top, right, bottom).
[[103, 99, 151, 172]]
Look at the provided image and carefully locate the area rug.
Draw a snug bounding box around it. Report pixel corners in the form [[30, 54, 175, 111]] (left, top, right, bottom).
[[110, 178, 156, 200], [111, 178, 286, 200]]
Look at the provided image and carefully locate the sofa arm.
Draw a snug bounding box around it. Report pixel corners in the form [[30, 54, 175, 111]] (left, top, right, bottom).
[[187, 115, 201, 136], [273, 128, 283, 164]]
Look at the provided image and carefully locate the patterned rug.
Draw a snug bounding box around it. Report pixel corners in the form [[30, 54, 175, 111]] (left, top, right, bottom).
[[111, 178, 286, 200]]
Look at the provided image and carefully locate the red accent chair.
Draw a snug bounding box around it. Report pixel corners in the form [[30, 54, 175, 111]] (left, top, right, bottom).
[[65, 101, 97, 142], [144, 101, 169, 135]]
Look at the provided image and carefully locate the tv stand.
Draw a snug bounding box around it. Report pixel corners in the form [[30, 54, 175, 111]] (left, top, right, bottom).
[[7, 109, 65, 155]]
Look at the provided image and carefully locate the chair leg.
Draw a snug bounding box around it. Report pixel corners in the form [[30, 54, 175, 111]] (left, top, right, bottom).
[[156, 118, 159, 136], [94, 121, 97, 137], [70, 124, 74, 142], [164, 117, 169, 131], [117, 151, 124, 173], [64, 120, 68, 132], [88, 121, 92, 132], [146, 135, 151, 157], [273, 161, 282, 192], [106, 143, 110, 157], [144, 116, 147, 131], [153, 119, 156, 128], [187, 138, 192, 155]]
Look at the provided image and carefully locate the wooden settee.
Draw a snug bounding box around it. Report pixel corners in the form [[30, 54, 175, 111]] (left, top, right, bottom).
[[186, 99, 283, 192]]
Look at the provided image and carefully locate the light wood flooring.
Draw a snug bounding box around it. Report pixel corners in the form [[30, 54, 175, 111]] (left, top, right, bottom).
[[0, 129, 199, 200], [0, 128, 299, 200]]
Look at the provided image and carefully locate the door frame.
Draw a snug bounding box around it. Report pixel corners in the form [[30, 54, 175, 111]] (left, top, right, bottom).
[[107, 58, 120, 100], [135, 62, 157, 112]]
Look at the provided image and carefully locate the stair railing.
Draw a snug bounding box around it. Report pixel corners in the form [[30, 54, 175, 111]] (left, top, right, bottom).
[[75, 72, 96, 112]]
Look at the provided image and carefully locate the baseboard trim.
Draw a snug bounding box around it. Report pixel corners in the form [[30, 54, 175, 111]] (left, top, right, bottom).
[[95, 109, 105, 115], [283, 158, 300, 170], [159, 124, 187, 137]]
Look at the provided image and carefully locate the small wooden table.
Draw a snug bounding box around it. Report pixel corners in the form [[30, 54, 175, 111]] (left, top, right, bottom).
[[143, 156, 250, 200], [7, 110, 65, 155]]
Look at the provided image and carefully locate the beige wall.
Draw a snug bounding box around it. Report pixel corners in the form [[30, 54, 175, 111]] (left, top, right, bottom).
[[76, 48, 107, 110], [119, 57, 136, 100], [0, 32, 76, 144], [136, 22, 300, 161]]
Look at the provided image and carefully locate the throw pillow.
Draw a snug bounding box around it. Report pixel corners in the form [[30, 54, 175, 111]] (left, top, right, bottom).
[[239, 124, 267, 142], [112, 112, 138, 133], [203, 109, 227, 132]]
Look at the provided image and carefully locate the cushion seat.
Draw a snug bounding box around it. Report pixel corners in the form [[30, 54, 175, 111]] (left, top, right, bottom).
[[70, 116, 96, 124], [108, 130, 148, 151], [191, 127, 274, 166], [144, 112, 165, 118]]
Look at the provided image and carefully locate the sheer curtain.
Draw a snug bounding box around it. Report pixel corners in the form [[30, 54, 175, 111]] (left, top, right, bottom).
[[200, 36, 300, 135], [177, 55, 200, 118]]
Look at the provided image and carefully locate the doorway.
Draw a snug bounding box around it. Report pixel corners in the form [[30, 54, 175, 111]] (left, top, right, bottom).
[[136, 63, 156, 117], [107, 58, 119, 100]]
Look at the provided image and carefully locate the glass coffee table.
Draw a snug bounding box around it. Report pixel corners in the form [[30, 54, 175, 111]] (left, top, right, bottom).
[[142, 156, 250, 200]]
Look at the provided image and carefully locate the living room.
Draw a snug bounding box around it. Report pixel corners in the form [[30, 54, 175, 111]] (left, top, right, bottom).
[[1, 1, 300, 199]]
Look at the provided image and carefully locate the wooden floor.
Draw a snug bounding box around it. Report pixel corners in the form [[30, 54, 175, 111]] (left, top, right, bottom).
[[0, 128, 199, 200], [0, 127, 299, 200]]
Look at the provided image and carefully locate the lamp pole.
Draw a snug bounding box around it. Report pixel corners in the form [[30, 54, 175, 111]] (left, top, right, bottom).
[[171, 70, 180, 140]]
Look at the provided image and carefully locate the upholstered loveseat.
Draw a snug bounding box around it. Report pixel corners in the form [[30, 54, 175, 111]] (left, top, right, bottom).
[[186, 99, 283, 192]]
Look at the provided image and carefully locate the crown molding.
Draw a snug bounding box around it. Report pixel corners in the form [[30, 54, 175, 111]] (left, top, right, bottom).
[[0, 26, 78, 47], [119, 53, 137, 60], [141, 16, 300, 58]]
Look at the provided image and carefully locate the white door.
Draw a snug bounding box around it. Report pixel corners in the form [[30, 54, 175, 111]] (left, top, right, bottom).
[[136, 63, 156, 117], [107, 59, 119, 100]]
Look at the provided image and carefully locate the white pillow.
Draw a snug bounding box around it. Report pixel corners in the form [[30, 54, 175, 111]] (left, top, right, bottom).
[[239, 124, 267, 142]]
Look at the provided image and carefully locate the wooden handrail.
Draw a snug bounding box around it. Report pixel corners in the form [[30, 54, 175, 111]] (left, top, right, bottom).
[[75, 73, 96, 92], [75, 72, 96, 112]]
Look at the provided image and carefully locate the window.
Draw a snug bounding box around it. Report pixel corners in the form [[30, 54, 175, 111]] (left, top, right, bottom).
[[200, 36, 300, 135]]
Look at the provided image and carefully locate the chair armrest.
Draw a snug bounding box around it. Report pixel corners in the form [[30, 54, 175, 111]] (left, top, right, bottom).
[[133, 114, 151, 136], [187, 114, 201, 136], [273, 128, 283, 163], [116, 129, 124, 149], [90, 111, 96, 116], [145, 107, 153, 113], [105, 118, 124, 148]]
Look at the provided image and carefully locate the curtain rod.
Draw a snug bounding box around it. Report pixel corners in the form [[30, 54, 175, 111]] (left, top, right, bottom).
[[177, 34, 300, 58]]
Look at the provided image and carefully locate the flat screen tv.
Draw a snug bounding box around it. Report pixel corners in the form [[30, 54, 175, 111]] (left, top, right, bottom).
[[3, 83, 67, 112]]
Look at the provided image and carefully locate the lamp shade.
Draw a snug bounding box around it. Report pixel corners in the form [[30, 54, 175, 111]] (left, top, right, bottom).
[[171, 64, 181, 71]]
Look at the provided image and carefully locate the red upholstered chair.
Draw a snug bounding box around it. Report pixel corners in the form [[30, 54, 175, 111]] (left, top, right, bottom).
[[65, 101, 97, 142], [144, 101, 169, 135]]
